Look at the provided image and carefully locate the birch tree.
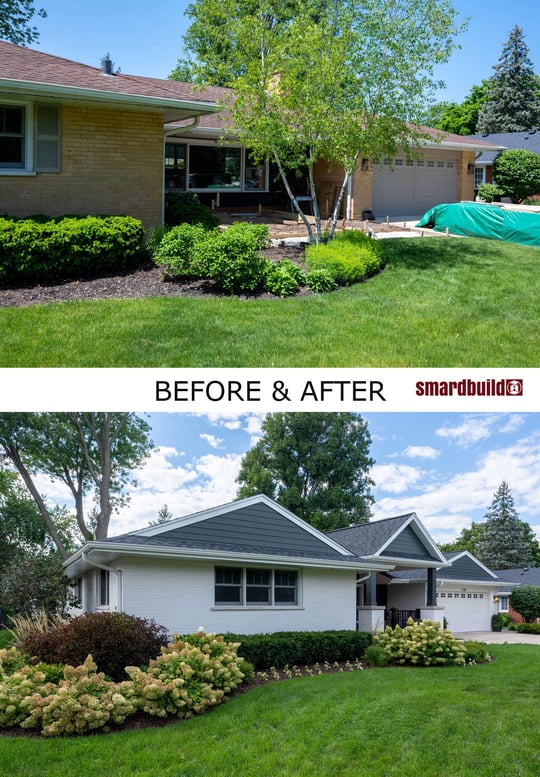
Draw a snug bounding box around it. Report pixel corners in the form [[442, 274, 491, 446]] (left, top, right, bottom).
[[175, 0, 466, 243]]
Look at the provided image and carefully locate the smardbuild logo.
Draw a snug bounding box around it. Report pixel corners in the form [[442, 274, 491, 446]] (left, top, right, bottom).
[[415, 378, 523, 397]]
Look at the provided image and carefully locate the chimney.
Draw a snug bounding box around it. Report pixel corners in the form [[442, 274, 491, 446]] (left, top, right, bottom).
[[101, 55, 113, 75]]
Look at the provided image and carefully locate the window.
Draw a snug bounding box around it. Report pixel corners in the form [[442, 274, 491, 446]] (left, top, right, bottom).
[[165, 141, 267, 192], [474, 166, 486, 188], [189, 145, 241, 189], [499, 595, 509, 612], [215, 567, 298, 607], [427, 160, 435, 167], [165, 143, 186, 190], [98, 569, 110, 607], [0, 103, 60, 174], [0, 104, 25, 169]]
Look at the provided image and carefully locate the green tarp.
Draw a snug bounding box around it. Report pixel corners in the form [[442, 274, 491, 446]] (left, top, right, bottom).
[[416, 201, 540, 247]]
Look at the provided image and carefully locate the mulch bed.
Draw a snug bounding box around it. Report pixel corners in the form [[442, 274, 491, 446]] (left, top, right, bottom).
[[0, 245, 308, 308]]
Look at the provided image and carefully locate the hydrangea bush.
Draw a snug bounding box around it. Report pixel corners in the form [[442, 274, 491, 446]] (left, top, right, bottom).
[[0, 631, 247, 737], [373, 619, 467, 667]]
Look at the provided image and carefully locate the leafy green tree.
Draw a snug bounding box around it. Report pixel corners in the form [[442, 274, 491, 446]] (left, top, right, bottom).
[[0, 0, 46, 45], [236, 412, 375, 531], [438, 521, 487, 556], [510, 586, 540, 623], [426, 82, 490, 135], [0, 413, 154, 559], [0, 552, 78, 617], [477, 26, 540, 133], [492, 149, 540, 203], [474, 482, 536, 569], [175, 0, 465, 243]]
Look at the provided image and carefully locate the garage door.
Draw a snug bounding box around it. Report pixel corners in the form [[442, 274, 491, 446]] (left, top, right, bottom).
[[437, 590, 490, 632], [372, 151, 459, 219]]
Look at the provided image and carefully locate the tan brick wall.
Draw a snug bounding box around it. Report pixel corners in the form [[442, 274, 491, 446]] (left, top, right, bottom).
[[0, 104, 164, 227], [313, 159, 373, 220], [457, 149, 476, 202]]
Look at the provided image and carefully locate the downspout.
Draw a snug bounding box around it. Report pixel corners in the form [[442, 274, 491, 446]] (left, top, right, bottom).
[[162, 116, 201, 224], [82, 552, 123, 613]]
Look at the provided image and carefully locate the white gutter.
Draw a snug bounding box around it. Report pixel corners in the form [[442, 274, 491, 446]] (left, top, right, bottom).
[[0, 77, 220, 114]]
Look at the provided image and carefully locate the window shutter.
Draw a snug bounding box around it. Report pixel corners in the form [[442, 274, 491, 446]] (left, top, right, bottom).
[[35, 105, 60, 172]]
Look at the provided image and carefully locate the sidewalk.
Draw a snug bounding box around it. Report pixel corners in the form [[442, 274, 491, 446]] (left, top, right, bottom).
[[454, 631, 540, 645]]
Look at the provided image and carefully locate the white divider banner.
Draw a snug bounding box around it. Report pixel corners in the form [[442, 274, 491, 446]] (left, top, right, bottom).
[[0, 369, 537, 412]]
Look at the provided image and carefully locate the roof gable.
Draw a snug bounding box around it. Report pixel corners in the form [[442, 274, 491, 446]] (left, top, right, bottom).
[[131, 494, 353, 559], [327, 513, 446, 567], [439, 551, 499, 582]]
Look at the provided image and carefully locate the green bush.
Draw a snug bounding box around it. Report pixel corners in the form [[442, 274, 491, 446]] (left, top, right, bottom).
[[516, 622, 540, 634], [164, 192, 219, 229], [306, 230, 383, 285], [462, 641, 491, 664], [195, 222, 270, 294], [153, 223, 210, 278], [374, 620, 467, 667], [477, 183, 503, 203], [306, 268, 337, 293], [0, 215, 145, 284], [223, 630, 372, 670], [265, 259, 306, 297], [364, 644, 390, 667], [19, 612, 169, 681]]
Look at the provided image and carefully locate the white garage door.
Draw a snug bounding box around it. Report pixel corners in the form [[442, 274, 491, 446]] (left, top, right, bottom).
[[372, 151, 459, 219], [438, 590, 490, 632]]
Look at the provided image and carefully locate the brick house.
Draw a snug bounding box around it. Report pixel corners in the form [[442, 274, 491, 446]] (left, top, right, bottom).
[[1, 41, 503, 226]]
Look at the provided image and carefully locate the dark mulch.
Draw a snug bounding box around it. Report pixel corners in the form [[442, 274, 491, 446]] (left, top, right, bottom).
[[0, 245, 308, 308]]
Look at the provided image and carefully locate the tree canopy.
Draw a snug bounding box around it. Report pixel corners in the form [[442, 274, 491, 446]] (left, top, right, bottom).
[[510, 585, 540, 623], [424, 82, 490, 136], [477, 25, 540, 133], [474, 482, 536, 569], [173, 0, 466, 243], [0, 413, 154, 559], [492, 149, 540, 203], [236, 412, 375, 531], [0, 0, 46, 45]]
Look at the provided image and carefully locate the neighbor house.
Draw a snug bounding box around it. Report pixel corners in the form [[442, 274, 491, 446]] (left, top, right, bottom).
[[471, 130, 540, 195], [492, 566, 540, 623], [1, 41, 504, 226], [63, 494, 513, 635]]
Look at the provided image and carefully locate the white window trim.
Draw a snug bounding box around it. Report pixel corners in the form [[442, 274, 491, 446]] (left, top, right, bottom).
[[0, 98, 34, 175], [214, 566, 301, 609]]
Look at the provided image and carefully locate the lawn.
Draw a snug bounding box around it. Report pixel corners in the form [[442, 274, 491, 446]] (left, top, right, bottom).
[[0, 644, 538, 777], [0, 237, 538, 367]]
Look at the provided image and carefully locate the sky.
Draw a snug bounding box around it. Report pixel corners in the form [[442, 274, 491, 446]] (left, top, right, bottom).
[[31, 0, 540, 105], [36, 412, 540, 546]]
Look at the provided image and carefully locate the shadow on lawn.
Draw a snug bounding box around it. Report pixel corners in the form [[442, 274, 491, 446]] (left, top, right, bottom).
[[378, 236, 508, 272]]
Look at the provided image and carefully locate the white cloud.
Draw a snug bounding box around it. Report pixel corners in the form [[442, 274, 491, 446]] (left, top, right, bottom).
[[435, 415, 497, 447], [200, 433, 223, 449], [403, 445, 440, 460], [372, 463, 424, 494]]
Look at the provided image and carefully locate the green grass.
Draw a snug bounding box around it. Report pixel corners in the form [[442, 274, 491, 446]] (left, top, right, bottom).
[[0, 631, 13, 649], [0, 645, 538, 777], [0, 237, 539, 366]]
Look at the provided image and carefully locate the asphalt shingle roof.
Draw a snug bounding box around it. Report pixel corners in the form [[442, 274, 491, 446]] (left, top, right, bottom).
[[326, 515, 415, 557], [470, 131, 540, 164]]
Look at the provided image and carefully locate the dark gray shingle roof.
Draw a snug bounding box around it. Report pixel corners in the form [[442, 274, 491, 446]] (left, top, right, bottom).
[[471, 131, 540, 164], [326, 514, 415, 556]]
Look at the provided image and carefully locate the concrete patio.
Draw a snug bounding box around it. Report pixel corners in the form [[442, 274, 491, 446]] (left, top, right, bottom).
[[454, 631, 540, 645]]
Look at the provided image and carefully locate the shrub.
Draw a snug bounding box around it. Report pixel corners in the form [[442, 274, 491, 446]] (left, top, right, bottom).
[[305, 268, 337, 293], [374, 620, 467, 666], [462, 641, 491, 664], [306, 230, 383, 286], [516, 622, 540, 634], [223, 630, 372, 670], [126, 631, 246, 719], [477, 183, 503, 203], [0, 215, 145, 284], [19, 612, 169, 681], [510, 585, 540, 623], [492, 148, 540, 203], [196, 222, 270, 294], [153, 223, 210, 278], [364, 644, 390, 667], [164, 192, 219, 229], [265, 259, 305, 297]]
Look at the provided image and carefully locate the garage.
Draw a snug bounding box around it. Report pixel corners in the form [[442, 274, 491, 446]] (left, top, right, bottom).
[[437, 589, 492, 632], [372, 150, 459, 219]]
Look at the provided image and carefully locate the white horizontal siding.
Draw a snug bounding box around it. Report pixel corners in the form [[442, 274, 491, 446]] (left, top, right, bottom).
[[115, 557, 356, 635]]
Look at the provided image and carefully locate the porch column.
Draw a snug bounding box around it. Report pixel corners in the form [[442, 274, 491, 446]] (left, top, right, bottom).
[[365, 572, 377, 606], [426, 567, 437, 607]]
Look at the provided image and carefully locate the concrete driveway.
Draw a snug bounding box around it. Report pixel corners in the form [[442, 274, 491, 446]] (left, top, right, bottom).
[[454, 631, 540, 645]]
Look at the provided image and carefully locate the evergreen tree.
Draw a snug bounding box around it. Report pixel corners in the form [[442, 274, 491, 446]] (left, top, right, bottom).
[[474, 481, 535, 569], [477, 26, 540, 133], [236, 412, 374, 532]]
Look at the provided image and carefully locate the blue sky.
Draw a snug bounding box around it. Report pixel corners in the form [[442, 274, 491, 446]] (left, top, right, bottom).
[[32, 0, 540, 105], [39, 412, 540, 544]]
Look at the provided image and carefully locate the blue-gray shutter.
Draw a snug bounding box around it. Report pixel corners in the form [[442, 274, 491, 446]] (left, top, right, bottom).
[[35, 105, 60, 172]]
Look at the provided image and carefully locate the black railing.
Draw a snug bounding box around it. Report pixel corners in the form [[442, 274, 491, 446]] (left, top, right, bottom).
[[385, 607, 421, 629]]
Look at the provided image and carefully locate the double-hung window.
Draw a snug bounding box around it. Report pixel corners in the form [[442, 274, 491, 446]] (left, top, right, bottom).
[[215, 567, 298, 607], [0, 102, 60, 174], [98, 569, 110, 607]]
